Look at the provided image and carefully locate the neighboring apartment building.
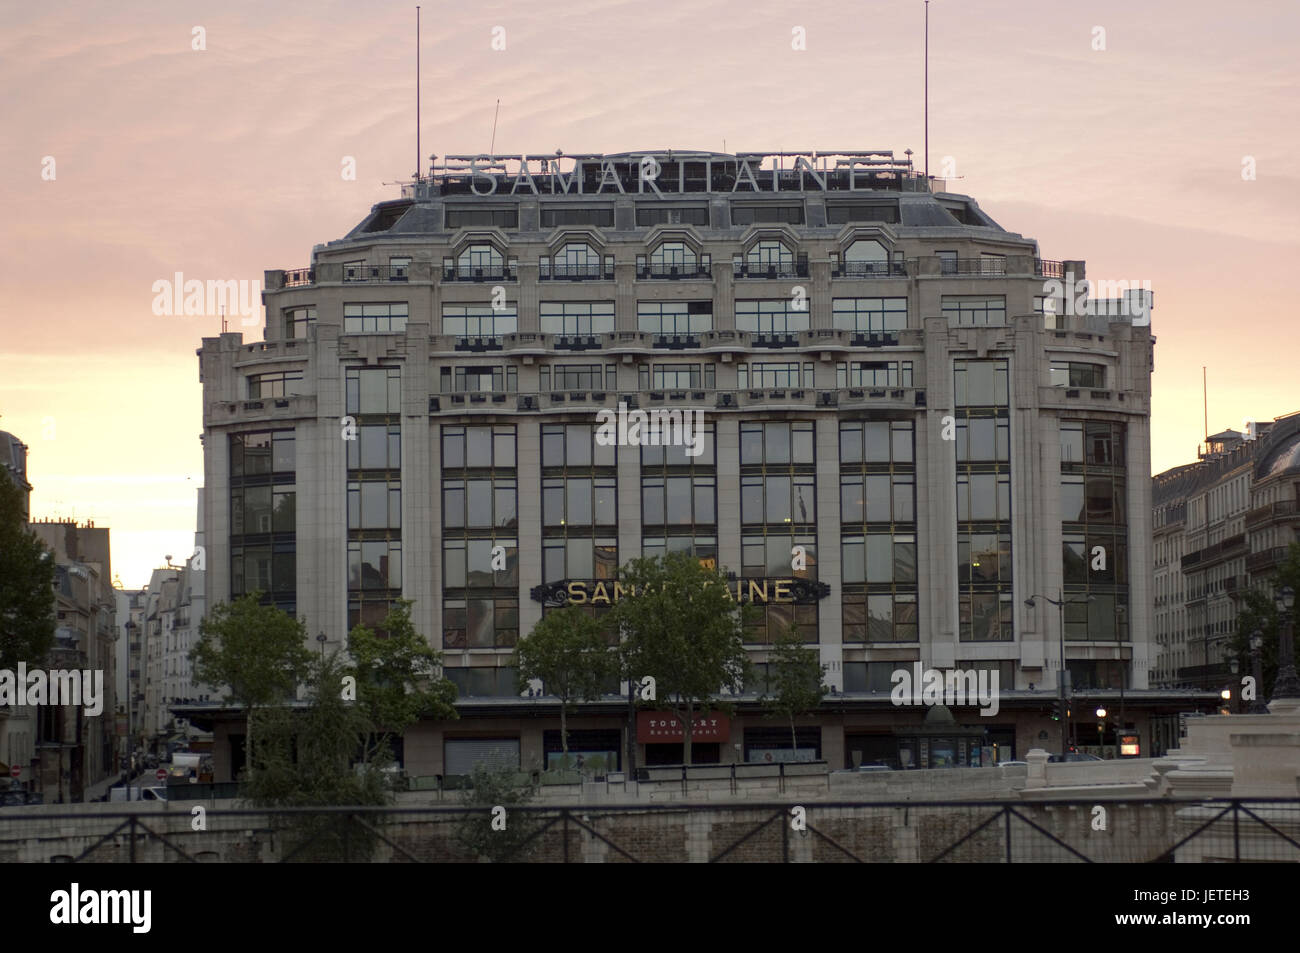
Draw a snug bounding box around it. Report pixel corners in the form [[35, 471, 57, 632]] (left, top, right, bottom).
[[115, 587, 146, 769], [141, 567, 181, 754], [0, 430, 36, 787], [28, 519, 118, 802], [1152, 413, 1300, 692], [165, 489, 210, 746], [193, 150, 1165, 775]]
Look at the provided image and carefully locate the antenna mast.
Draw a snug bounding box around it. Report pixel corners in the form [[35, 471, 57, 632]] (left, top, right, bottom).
[[490, 98, 500, 154], [924, 0, 930, 181], [1203, 366, 1208, 443], [416, 6, 421, 180]]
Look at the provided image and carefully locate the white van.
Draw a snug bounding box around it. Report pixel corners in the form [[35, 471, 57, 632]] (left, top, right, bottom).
[[109, 785, 168, 802]]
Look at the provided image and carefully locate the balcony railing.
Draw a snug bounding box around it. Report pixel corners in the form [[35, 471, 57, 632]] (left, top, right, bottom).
[[453, 336, 504, 352], [1035, 259, 1066, 279], [539, 262, 613, 281], [733, 261, 810, 280], [936, 258, 1008, 277], [439, 387, 921, 415], [442, 262, 517, 282], [849, 331, 901, 347], [283, 267, 315, 287], [343, 263, 409, 283], [652, 334, 702, 349], [1245, 499, 1299, 528], [1247, 547, 1290, 575], [637, 259, 711, 280], [832, 261, 907, 278]]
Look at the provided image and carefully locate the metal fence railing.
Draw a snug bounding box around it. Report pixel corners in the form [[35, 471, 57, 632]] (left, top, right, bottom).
[[2, 798, 1298, 863]]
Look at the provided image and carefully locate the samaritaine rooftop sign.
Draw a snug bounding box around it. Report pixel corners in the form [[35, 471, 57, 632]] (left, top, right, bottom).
[[419, 151, 923, 197]]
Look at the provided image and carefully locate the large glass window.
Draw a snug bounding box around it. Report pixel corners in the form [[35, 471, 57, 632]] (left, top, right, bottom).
[[1061, 419, 1129, 640], [735, 300, 811, 334], [739, 362, 811, 389], [344, 303, 408, 334], [229, 430, 296, 612], [442, 425, 518, 649], [541, 364, 616, 392], [247, 371, 305, 400], [943, 296, 1006, 327], [442, 598, 520, 650], [842, 593, 918, 643], [1050, 362, 1106, 389], [283, 307, 316, 340], [744, 240, 795, 274], [541, 423, 616, 468], [836, 361, 913, 388], [831, 298, 907, 334], [442, 425, 517, 469], [638, 363, 716, 390], [637, 300, 713, 334], [649, 242, 697, 275], [457, 243, 504, 277], [954, 359, 1010, 407], [841, 240, 890, 276], [741, 474, 816, 525], [442, 304, 518, 338], [539, 302, 615, 336], [551, 243, 601, 278], [955, 359, 1012, 642], [441, 365, 518, 394], [346, 367, 401, 416], [740, 421, 815, 465]]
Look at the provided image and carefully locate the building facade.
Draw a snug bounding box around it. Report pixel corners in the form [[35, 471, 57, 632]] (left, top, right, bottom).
[[196, 150, 1163, 774], [1152, 414, 1300, 693], [27, 520, 118, 801]]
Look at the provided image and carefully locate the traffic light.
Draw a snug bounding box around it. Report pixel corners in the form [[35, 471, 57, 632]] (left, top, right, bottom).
[[1050, 700, 1062, 721]]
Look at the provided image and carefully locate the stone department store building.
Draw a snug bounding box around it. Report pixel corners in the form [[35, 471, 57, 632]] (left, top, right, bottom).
[[192, 150, 1190, 777]]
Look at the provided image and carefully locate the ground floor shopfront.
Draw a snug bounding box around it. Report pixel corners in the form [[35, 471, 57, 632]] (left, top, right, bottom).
[[189, 692, 1220, 783]]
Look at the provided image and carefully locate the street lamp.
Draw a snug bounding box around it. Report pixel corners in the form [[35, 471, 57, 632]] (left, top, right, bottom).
[[316, 631, 328, 660], [1249, 630, 1269, 714], [1025, 591, 1095, 755], [1095, 706, 1107, 757], [1272, 585, 1299, 700]]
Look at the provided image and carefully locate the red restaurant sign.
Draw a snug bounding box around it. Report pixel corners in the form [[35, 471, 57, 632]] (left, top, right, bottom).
[[637, 711, 730, 743]]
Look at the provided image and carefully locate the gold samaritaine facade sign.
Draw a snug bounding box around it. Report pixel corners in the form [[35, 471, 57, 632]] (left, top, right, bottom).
[[529, 578, 831, 607]]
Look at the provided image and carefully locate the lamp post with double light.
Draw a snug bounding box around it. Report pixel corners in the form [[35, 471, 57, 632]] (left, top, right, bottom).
[[1249, 629, 1269, 713], [1025, 591, 1095, 756]]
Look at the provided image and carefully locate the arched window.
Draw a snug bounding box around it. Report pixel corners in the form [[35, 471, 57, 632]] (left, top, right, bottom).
[[844, 240, 889, 276], [649, 241, 697, 276], [457, 243, 503, 278], [554, 243, 600, 278], [746, 240, 793, 276]]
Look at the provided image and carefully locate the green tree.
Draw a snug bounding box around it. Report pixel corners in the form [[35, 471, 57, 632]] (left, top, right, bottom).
[[348, 599, 458, 765], [759, 624, 828, 759], [614, 552, 753, 766], [0, 473, 55, 672], [249, 651, 389, 861], [193, 593, 312, 781], [512, 605, 615, 765], [1228, 543, 1300, 700], [452, 764, 542, 863]]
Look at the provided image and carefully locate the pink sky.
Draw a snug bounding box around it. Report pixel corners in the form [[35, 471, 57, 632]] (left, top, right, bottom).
[[2, 0, 1297, 588]]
